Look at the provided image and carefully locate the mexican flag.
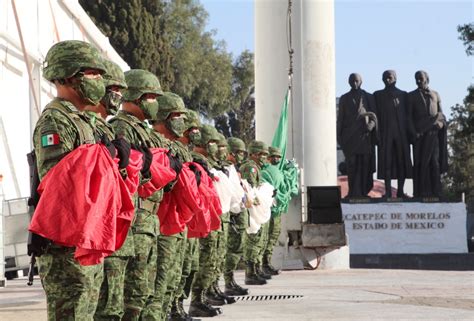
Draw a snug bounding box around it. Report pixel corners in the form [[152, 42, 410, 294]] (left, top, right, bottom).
[[271, 89, 290, 170], [41, 133, 60, 147]]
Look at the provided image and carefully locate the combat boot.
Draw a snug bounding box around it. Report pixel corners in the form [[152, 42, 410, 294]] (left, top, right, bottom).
[[213, 281, 236, 304], [256, 263, 272, 280], [170, 297, 194, 321], [263, 256, 281, 275], [224, 272, 249, 296], [189, 289, 219, 317], [245, 261, 266, 285], [205, 284, 226, 306]]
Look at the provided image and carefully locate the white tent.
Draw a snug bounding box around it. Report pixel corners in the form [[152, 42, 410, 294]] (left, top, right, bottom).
[[0, 0, 129, 200]]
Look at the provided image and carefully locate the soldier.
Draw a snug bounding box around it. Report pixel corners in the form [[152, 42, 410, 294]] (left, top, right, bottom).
[[223, 137, 250, 296], [84, 59, 134, 321], [169, 109, 203, 321], [260, 146, 286, 275], [241, 140, 271, 285], [33, 40, 107, 320], [205, 134, 237, 306], [141, 92, 191, 321], [189, 125, 224, 318], [109, 69, 164, 321]]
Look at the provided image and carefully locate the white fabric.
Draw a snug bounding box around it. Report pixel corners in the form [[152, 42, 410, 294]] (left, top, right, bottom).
[[246, 182, 274, 234], [226, 165, 246, 214], [210, 168, 233, 214]]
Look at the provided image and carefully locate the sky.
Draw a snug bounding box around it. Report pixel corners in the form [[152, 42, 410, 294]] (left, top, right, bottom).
[[201, 0, 473, 114]]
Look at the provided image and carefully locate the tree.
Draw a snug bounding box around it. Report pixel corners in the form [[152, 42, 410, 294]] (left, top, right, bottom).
[[214, 50, 255, 144], [457, 23, 474, 56], [80, 0, 233, 118]]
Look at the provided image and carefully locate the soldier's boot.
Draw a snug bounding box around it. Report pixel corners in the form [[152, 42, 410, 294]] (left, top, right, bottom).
[[213, 281, 236, 304], [256, 263, 272, 280], [224, 272, 249, 296], [245, 261, 266, 285], [263, 256, 281, 276], [189, 288, 219, 318], [205, 284, 227, 306], [170, 297, 193, 321]]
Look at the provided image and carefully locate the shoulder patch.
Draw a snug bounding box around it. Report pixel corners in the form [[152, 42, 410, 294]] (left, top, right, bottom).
[[41, 133, 60, 147]]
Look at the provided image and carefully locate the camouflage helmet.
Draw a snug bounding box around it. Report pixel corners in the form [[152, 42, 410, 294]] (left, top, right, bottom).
[[199, 124, 221, 146], [217, 133, 228, 147], [268, 146, 282, 157], [248, 140, 269, 155], [123, 69, 163, 101], [43, 40, 106, 81], [227, 137, 246, 153], [156, 92, 187, 121], [185, 109, 201, 130], [102, 59, 127, 88]]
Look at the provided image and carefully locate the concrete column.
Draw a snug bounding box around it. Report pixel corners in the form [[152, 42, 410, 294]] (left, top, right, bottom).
[[301, 0, 337, 187]]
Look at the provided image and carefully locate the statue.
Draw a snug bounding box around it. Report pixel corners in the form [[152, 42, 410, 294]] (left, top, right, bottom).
[[407, 70, 448, 197], [337, 73, 377, 197], [373, 70, 413, 198]]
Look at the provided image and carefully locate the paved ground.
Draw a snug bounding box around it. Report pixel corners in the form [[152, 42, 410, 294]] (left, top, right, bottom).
[[0, 269, 473, 320]]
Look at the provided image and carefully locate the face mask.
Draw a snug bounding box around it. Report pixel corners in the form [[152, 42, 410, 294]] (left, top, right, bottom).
[[217, 147, 228, 161], [166, 116, 186, 137], [270, 157, 281, 166], [207, 142, 218, 158], [189, 129, 201, 146], [102, 90, 123, 115], [234, 152, 245, 163], [139, 99, 159, 120], [76, 76, 105, 105], [258, 154, 268, 166]]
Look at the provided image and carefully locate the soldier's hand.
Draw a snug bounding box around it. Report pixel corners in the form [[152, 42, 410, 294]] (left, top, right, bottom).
[[112, 138, 131, 169], [167, 150, 183, 176], [139, 144, 153, 179], [189, 163, 202, 186], [100, 134, 116, 159], [367, 122, 375, 132]]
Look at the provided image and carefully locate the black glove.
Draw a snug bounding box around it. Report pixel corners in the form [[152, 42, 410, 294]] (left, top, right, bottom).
[[194, 158, 214, 179], [112, 138, 131, 169], [167, 150, 183, 176], [100, 134, 116, 159], [189, 163, 202, 186], [217, 165, 229, 177], [139, 144, 153, 179]]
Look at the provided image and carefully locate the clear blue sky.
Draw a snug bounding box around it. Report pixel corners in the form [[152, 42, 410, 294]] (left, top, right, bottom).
[[201, 0, 473, 115]]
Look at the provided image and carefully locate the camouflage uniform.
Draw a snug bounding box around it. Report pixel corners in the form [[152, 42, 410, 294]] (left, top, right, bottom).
[[109, 69, 164, 321], [223, 137, 249, 294], [241, 140, 271, 284], [34, 40, 106, 321], [141, 93, 190, 321]]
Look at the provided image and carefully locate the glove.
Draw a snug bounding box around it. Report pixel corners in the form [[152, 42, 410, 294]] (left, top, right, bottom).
[[194, 158, 214, 179], [167, 150, 183, 176], [367, 122, 375, 132], [189, 163, 202, 186], [138, 144, 153, 179], [112, 138, 131, 169], [100, 134, 116, 159]]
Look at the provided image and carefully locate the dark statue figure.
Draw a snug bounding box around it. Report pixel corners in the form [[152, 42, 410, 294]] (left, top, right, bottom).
[[373, 70, 413, 197], [407, 70, 448, 197], [337, 73, 377, 197]]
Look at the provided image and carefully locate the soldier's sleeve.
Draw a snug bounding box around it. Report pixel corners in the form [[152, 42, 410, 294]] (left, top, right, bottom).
[[110, 119, 136, 144], [240, 163, 258, 188], [33, 110, 77, 179]]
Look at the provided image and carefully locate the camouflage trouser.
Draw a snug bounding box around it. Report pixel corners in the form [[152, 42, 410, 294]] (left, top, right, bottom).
[[122, 233, 157, 321], [38, 246, 103, 321], [244, 226, 264, 264], [212, 212, 230, 283], [176, 237, 200, 301], [224, 210, 248, 281], [263, 215, 282, 263], [94, 256, 128, 321], [162, 232, 187, 316], [256, 222, 270, 265], [191, 230, 219, 297], [140, 233, 181, 321]]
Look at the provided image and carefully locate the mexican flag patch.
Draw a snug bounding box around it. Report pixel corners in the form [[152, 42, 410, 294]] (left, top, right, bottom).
[[250, 167, 256, 173], [41, 133, 60, 147]]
